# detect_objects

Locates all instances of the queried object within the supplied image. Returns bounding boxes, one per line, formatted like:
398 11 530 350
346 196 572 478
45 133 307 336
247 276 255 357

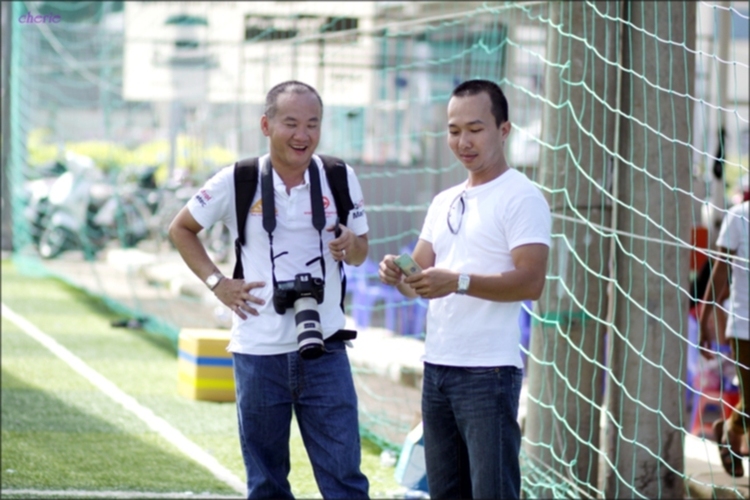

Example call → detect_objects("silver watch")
205 271 224 291
456 273 470 295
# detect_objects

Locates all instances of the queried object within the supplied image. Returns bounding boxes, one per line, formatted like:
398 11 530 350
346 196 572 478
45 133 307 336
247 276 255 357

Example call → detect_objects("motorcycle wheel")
113 200 149 249
205 222 231 263
31 199 51 245
38 226 72 259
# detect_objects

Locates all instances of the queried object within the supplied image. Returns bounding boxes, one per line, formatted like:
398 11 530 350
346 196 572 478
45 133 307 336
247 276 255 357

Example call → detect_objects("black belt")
327 329 357 342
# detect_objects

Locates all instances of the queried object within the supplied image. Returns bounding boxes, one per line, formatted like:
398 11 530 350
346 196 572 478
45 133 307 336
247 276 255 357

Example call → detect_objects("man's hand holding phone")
379 253 422 299
393 253 422 276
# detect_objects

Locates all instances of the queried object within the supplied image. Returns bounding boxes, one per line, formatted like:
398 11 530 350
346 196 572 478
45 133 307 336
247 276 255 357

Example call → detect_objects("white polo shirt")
419 168 551 368
716 200 749 340
187 154 369 355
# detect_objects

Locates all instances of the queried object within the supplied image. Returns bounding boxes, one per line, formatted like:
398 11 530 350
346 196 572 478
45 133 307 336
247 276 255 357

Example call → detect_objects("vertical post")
604 2 695 498
523 2 619 498
168 100 181 180
7 1 28 254
1 0 13 251
317 37 325 99
705 1 732 239
235 26 244 157
99 1 111 140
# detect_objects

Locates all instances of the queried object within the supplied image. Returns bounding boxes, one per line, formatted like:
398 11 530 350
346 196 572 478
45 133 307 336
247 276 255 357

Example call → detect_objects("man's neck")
270 158 309 194
467 162 509 188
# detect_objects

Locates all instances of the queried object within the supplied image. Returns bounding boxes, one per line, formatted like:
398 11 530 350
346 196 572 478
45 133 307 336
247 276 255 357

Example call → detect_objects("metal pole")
168 100 181 180
1 1 13 251
705 1 732 240
7 1 29 254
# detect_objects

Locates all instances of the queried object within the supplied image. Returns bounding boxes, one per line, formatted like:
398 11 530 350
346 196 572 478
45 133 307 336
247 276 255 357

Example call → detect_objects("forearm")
465 269 545 302
701 259 729 305
169 223 221 283
344 234 368 266
698 258 730 329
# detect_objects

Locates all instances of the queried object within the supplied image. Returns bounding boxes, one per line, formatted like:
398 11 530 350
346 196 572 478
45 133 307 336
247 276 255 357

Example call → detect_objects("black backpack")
231 155 354 312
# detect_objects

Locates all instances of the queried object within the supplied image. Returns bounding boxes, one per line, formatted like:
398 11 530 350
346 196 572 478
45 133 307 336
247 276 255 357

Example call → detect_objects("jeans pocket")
323 339 347 355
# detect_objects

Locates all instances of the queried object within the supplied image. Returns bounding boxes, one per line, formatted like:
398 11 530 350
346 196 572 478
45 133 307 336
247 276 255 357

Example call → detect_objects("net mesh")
4 1 749 497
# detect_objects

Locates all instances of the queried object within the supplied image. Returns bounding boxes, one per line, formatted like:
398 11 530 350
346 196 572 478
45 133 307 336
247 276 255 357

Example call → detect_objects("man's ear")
500 120 512 141
260 115 270 137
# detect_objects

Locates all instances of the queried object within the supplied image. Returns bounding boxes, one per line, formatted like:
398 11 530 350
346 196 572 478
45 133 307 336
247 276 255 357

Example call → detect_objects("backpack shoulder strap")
318 154 353 226
232 157 259 280
317 154 354 313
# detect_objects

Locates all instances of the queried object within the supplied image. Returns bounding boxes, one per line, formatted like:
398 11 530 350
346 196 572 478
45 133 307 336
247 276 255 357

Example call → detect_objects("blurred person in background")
169 81 370 499
699 177 749 478
378 79 551 499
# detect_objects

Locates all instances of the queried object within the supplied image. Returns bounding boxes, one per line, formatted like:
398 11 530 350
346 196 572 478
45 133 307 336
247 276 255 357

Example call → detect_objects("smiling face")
447 91 512 182
261 89 322 172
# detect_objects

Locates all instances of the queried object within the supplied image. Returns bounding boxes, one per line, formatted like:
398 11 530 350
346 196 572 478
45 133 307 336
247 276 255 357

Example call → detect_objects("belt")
327 329 357 342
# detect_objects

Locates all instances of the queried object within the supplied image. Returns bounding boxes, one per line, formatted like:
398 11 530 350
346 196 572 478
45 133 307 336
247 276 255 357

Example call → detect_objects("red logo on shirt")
323 196 330 209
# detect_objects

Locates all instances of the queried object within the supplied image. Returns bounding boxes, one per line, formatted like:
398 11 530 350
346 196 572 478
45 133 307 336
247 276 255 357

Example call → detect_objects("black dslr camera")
273 273 326 359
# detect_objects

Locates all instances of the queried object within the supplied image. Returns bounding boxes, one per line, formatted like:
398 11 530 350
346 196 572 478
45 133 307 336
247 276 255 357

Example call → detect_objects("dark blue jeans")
422 362 523 500
232 340 369 499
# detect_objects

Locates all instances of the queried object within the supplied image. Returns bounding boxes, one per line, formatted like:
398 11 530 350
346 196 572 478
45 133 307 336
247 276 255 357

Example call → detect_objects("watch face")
206 274 220 289
458 274 470 292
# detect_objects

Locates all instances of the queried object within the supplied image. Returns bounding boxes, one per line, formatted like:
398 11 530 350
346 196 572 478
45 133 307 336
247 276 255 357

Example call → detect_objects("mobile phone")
394 253 422 276
334 217 342 238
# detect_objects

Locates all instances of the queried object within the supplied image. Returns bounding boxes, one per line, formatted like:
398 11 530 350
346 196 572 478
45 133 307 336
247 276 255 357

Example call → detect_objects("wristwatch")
456 273 470 295
205 271 224 291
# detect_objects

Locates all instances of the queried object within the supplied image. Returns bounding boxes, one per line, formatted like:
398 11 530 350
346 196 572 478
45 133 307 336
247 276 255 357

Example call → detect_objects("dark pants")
422 362 523 500
233 340 369 499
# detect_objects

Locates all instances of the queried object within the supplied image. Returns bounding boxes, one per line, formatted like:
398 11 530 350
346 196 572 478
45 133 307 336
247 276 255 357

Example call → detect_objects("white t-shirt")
716 200 749 340
187 154 369 355
419 168 551 368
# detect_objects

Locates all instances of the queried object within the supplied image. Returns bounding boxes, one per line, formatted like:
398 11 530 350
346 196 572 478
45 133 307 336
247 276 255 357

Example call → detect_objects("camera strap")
260 159 327 290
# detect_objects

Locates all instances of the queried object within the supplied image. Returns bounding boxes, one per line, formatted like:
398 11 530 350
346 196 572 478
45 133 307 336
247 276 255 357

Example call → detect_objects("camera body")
273 273 326 359
273 273 325 314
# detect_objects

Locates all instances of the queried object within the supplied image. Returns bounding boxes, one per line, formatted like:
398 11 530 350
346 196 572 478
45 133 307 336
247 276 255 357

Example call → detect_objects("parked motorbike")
36 153 151 259
147 168 231 263
37 153 108 259
21 160 67 246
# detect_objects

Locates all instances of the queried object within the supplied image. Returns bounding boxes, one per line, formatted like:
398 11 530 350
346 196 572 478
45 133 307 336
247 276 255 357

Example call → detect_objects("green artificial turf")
1 259 403 498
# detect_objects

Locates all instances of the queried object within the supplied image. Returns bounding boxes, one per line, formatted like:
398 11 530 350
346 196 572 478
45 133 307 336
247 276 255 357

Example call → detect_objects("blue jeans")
422 362 523 500
232 340 369 499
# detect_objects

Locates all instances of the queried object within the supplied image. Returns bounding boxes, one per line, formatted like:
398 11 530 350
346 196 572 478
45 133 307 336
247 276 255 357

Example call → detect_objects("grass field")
1 259 403 498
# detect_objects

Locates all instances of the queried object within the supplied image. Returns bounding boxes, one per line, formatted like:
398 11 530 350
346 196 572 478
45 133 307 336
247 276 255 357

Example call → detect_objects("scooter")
22 160 67 246
37 152 111 259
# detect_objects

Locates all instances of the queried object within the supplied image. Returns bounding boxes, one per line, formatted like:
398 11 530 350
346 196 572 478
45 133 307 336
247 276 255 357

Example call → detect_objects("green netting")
4 1 749 498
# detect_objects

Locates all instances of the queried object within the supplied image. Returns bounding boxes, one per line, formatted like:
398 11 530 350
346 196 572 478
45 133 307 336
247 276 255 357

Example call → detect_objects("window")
245 15 298 41
175 40 200 50
321 17 358 33
165 14 208 26
321 17 359 43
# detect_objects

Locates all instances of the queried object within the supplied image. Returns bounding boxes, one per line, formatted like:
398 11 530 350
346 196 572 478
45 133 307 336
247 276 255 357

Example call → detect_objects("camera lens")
294 297 325 359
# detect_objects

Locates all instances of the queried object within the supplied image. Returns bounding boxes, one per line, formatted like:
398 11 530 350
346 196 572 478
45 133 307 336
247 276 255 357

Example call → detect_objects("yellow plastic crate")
177 328 235 402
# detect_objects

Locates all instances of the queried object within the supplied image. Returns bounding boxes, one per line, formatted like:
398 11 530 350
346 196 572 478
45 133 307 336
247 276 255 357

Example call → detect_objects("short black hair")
451 79 509 127
264 80 323 118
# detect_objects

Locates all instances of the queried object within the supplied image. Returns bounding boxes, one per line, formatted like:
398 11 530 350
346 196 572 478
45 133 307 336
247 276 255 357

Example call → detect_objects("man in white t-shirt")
169 81 370 499
379 79 551 499
699 196 749 478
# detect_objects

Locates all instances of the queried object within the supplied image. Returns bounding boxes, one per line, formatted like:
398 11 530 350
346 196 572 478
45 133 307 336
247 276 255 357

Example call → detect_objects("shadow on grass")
2 260 177 357
1 368 239 495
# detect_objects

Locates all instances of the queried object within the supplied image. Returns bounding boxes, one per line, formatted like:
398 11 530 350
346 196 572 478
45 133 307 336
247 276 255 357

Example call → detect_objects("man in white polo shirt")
379 79 551 499
699 185 749 478
169 81 370 499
